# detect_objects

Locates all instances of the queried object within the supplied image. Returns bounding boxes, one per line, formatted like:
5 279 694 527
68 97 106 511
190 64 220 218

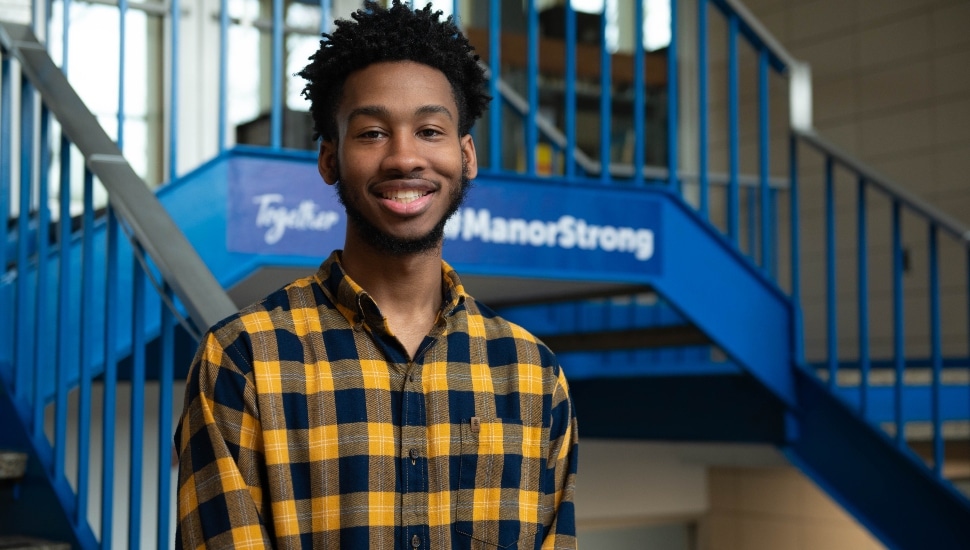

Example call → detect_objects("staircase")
2 0 970 548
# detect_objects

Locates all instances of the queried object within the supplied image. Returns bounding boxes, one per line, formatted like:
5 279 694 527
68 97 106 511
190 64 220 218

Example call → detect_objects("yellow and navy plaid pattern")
176 251 579 549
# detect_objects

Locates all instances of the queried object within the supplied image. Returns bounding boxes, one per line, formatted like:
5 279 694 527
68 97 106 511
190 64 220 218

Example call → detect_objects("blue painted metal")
157 284 175 550
118 0 127 147
633 0 645 185
789 135 804 365
564 1 576 180
697 0 708 217
77 168 95 526
598 4 611 183
271 0 284 150
928 224 943 478
891 201 905 447
758 49 770 271
833 384 969 424
0 56 9 369
129 246 146 548
526 0 537 175
218 0 228 152
488 0 500 171
726 14 739 241
667 0 678 192
856 178 870 418
61 0 70 71
34 108 51 443
55 128 72 486
825 157 836 390
786 368 970 550
101 209 119 550
169 0 180 179
15 78 34 406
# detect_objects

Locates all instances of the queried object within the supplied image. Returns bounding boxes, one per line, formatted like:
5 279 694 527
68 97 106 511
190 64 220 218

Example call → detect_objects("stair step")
0 452 27 480
0 538 69 550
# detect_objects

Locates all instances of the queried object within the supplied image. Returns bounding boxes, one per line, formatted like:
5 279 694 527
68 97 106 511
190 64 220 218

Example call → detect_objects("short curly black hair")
299 1 490 142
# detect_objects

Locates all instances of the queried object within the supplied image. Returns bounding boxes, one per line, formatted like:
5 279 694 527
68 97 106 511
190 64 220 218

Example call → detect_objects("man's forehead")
337 61 460 117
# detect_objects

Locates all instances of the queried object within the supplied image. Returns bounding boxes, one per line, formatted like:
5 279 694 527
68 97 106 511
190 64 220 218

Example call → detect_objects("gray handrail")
794 127 970 245
0 21 237 332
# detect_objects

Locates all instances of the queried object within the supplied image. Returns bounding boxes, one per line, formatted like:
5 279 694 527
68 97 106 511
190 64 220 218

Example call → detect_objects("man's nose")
381 133 425 174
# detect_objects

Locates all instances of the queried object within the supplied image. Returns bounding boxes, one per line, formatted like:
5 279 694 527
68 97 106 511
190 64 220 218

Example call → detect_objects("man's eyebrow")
346 104 455 123
415 104 454 120
347 105 391 122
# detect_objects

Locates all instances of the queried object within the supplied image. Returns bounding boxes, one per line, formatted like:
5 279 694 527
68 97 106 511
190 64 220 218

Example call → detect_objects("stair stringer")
0 371 98 547
784 368 970 549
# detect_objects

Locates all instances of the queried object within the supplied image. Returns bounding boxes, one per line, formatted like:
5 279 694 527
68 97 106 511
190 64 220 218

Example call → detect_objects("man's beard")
335 163 471 256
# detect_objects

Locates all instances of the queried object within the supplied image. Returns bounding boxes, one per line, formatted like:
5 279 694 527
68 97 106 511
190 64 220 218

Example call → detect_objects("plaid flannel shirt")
176 251 579 549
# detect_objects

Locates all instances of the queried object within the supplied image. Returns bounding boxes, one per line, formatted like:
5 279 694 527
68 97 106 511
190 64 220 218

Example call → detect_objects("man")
176 2 578 548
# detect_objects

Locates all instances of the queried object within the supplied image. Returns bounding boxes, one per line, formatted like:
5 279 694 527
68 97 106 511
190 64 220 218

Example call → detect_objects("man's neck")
340 238 444 358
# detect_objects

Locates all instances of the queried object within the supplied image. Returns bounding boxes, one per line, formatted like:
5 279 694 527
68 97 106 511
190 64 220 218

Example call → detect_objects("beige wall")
700 466 885 550
726 0 970 362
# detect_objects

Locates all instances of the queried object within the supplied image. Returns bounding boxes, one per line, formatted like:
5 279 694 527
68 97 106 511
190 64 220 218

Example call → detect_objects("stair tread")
0 538 70 550
0 452 28 480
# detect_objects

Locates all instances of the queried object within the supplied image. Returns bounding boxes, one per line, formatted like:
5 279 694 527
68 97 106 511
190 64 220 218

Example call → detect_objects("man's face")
318 61 478 256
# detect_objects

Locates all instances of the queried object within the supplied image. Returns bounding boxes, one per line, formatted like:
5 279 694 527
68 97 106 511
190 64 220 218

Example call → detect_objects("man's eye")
359 130 384 139
419 129 443 138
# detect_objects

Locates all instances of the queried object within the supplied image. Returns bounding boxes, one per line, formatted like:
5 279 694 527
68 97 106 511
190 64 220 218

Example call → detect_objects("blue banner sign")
227 157 662 278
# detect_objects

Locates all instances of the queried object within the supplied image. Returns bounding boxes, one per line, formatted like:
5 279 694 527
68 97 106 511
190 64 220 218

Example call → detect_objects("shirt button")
409 448 418 460
411 534 421 548
409 373 416 382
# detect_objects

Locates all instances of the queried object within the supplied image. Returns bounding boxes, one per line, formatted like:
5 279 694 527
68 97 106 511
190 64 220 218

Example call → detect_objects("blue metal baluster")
891 200 905 447
564 1 576 180
824 156 837 390
129 244 146 548
696 0 708 216
726 14 739 243
856 177 870 418
789 135 803 365
667 0 678 192
271 0 283 150
0 57 11 370
632 0 645 185
599 3 611 183
15 78 34 406
101 208 120 550
218 0 229 153
488 0 501 171
320 0 331 34
768 187 778 280
928 223 943 478
169 0 180 179
758 49 770 271
34 107 51 444
157 283 175 550
59 0 76 498
77 168 95 526
452 0 460 26
526 0 538 175
118 0 127 147
747 184 756 258
55 104 73 484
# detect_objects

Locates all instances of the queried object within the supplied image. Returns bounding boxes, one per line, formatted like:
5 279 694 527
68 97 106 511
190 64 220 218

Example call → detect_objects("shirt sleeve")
175 330 273 549
541 367 579 550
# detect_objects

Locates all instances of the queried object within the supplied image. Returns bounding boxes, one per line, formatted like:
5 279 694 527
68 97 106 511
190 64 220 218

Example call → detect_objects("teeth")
383 190 424 204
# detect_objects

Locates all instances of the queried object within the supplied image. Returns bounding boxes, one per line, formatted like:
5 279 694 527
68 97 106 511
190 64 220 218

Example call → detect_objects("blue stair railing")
2 0 970 548
0 21 236 549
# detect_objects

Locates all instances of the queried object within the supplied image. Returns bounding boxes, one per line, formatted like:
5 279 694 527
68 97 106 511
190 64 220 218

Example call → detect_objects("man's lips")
372 180 437 214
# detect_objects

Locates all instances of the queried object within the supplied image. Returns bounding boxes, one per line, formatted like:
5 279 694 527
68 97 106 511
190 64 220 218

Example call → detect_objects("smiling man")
175 2 578 548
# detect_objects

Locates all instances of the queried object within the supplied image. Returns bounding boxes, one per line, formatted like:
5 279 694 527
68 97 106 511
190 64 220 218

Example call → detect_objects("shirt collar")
315 250 468 331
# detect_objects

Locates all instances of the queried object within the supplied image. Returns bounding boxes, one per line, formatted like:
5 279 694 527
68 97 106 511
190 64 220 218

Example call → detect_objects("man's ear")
318 140 339 185
460 134 478 180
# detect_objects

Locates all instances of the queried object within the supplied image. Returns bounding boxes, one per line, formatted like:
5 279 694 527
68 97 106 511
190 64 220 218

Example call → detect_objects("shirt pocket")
455 418 541 548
